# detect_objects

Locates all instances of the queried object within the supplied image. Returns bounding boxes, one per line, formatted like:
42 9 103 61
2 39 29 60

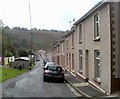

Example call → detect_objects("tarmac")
64 69 120 99
1 64 120 98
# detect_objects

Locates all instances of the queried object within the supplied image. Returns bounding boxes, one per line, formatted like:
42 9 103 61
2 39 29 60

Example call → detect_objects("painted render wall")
59 41 65 68
68 34 72 71
51 1 120 95
68 33 75 72
74 4 111 94
65 38 69 69
51 47 57 65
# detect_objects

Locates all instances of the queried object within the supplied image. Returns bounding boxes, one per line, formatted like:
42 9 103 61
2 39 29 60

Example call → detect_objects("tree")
0 19 3 56
0 19 4 29
13 27 20 30
18 49 28 57
4 26 10 29
2 27 16 57
6 51 13 57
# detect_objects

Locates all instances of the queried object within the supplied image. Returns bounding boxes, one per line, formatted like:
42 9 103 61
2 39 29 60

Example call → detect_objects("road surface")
2 60 82 98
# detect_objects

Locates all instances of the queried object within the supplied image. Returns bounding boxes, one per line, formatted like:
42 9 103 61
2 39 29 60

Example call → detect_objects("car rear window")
47 66 62 71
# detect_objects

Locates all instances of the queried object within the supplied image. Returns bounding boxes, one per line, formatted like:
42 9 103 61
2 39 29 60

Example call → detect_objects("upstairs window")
79 24 82 42
66 39 68 50
72 33 74 48
94 13 100 39
57 45 60 53
62 42 64 53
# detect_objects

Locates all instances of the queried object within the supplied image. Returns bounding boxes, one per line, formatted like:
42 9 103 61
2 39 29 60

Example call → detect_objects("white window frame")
79 50 83 71
94 50 101 81
61 42 63 53
72 33 74 48
79 24 82 42
94 13 100 39
66 39 68 50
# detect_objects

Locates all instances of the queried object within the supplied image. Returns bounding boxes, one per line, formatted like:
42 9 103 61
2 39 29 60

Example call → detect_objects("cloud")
0 0 101 30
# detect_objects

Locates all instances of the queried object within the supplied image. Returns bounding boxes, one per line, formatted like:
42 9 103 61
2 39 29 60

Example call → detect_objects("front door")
85 50 89 80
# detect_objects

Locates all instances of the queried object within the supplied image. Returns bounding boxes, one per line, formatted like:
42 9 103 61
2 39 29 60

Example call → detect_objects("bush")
18 49 28 57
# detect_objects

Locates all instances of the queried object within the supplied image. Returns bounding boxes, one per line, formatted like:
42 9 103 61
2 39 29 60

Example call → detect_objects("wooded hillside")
2 27 64 56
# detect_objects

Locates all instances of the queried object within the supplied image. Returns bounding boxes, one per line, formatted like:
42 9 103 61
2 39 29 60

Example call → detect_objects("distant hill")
3 27 65 54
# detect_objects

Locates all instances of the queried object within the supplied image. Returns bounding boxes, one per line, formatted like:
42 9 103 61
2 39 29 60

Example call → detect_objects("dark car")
43 65 64 83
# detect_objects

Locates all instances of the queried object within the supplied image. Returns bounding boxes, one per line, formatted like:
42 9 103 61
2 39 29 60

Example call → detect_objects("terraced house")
51 0 120 95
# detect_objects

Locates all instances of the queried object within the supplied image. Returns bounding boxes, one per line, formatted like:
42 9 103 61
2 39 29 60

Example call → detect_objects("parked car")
37 58 40 61
43 59 50 66
43 65 64 83
44 62 55 68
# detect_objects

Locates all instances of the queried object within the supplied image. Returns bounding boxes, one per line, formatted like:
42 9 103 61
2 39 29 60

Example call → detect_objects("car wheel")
60 78 64 83
43 76 47 82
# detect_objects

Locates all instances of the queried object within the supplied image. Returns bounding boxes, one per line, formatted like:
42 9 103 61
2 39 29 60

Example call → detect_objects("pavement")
64 69 120 99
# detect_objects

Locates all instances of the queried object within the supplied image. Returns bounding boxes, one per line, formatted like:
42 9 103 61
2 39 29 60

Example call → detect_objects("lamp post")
29 1 32 53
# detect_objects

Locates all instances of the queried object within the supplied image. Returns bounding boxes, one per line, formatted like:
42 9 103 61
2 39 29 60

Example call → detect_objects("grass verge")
0 66 28 83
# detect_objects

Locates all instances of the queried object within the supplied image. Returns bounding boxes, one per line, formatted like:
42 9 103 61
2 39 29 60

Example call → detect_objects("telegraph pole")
29 0 33 53
29 0 33 66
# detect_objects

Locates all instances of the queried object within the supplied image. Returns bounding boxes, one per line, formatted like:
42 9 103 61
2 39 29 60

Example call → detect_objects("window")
57 45 59 53
79 24 82 42
61 43 64 53
94 13 100 39
66 53 68 66
94 50 100 80
63 41 65 52
69 53 71 67
48 66 62 72
72 33 74 48
52 57 54 62
72 54 74 71
79 50 82 71
66 39 68 50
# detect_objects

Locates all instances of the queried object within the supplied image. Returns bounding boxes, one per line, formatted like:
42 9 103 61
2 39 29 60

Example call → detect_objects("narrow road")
2 60 82 98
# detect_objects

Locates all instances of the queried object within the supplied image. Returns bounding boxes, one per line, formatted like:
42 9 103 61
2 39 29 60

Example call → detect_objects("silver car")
44 62 55 68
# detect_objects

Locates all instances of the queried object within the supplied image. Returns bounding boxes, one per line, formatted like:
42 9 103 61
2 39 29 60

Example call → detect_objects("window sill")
93 78 101 85
79 70 83 74
79 41 82 44
71 70 74 73
93 37 100 41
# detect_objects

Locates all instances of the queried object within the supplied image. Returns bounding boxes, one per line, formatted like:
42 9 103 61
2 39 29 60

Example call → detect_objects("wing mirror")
43 67 47 70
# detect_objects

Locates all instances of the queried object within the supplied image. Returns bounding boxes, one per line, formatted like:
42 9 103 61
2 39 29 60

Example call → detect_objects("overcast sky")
0 0 101 31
